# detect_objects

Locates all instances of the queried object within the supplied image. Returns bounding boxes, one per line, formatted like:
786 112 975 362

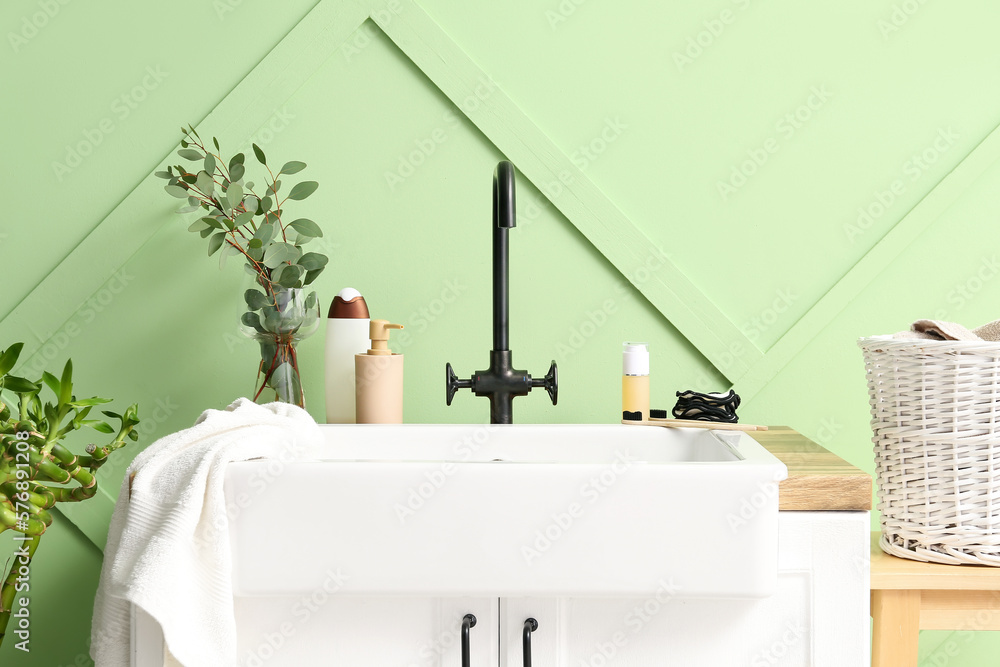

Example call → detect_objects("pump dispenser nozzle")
366 320 404 355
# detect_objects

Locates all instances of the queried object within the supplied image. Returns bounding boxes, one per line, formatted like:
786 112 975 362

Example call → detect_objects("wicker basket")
860 335 1000 566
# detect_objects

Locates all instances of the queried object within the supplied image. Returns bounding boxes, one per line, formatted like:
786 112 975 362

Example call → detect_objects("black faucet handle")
532 360 558 405
446 362 473 406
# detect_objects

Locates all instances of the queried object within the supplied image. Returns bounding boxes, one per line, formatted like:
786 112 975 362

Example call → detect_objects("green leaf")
0 343 24 376
86 421 116 434
68 397 113 407
208 232 227 256
164 184 188 198
241 311 265 333
204 154 216 176
274 263 304 288
187 219 210 233
297 252 328 271
262 242 301 268
178 148 203 161
101 410 121 420
59 358 72 405
280 161 306 175
248 238 262 249
287 181 319 200
244 195 259 213
253 221 276 246
305 291 318 310
244 289 272 311
229 162 245 182
259 196 272 213
288 218 323 238
252 143 267 165
41 371 60 396
199 226 215 239
213 136 220 151
235 210 255 228
267 180 281 196
227 182 244 209
180 138 188 148
196 171 214 195
3 376 39 394
304 267 325 285
154 170 172 179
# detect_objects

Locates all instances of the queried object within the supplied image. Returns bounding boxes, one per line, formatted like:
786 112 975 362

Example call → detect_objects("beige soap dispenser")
355 319 404 423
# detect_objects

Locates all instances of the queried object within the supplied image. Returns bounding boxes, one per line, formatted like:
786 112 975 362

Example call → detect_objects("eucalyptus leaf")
208 232 227 256
196 171 214 194
305 292 317 310
253 221 276 246
175 204 199 214
287 181 319 200
288 218 323 238
280 161 306 175
199 226 215 239
213 137 220 151
262 242 301 269
297 252 328 271
235 210 255 228
275 263 304 289
241 311 265 333
244 289 272 311
304 267 325 285
154 170 172 179
230 162 246 182
187 219 210 233
164 184 188 198
249 238 262 249
253 143 267 165
268 180 281 196
227 182 244 210
178 148 203 161
204 154 216 175
259 196 272 213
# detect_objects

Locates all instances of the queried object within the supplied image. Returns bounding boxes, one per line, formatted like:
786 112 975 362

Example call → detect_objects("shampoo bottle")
355 319 405 424
622 342 650 420
325 288 370 423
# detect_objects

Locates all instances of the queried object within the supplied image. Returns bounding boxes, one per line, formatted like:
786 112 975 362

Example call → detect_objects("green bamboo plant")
0 343 139 649
156 126 329 407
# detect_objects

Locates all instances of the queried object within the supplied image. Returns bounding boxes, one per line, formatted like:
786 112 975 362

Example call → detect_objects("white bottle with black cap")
325 288 370 423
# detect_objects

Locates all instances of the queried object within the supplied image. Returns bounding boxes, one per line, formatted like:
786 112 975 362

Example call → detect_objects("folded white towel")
91 398 323 667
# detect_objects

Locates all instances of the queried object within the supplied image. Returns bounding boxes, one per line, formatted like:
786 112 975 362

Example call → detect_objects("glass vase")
239 280 320 408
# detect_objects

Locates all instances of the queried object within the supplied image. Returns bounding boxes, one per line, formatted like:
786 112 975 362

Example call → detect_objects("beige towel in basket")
892 318 1000 341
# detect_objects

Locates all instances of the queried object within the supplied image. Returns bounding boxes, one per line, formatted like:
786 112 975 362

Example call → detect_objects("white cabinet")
133 510 868 666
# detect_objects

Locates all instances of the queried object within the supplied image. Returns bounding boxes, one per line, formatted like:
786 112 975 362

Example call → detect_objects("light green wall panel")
3 1 1000 665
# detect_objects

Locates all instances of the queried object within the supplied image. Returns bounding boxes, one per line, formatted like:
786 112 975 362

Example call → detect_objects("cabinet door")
231 596 498 667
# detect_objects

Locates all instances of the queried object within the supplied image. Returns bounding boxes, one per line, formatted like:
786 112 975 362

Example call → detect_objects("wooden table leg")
872 589 921 667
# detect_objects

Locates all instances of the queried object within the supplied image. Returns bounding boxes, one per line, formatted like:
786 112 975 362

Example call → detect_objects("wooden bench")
870 532 1000 666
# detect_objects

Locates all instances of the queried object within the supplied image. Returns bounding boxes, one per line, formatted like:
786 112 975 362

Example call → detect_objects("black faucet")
445 161 558 424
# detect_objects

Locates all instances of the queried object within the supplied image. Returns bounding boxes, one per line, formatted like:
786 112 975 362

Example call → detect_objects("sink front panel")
226 424 787 598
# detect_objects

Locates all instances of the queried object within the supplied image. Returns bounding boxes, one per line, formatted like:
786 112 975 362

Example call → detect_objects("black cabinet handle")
462 614 477 667
522 618 538 667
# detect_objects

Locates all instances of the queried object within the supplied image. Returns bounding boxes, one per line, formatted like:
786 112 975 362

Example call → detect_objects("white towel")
91 398 323 666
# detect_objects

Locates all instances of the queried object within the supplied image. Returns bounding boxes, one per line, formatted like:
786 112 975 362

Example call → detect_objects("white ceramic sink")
225 424 787 598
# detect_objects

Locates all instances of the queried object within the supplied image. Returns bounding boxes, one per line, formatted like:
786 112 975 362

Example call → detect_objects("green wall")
2 0 999 664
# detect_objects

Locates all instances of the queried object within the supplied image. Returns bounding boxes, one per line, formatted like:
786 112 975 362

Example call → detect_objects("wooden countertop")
870 532 1000 590
754 426 872 511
